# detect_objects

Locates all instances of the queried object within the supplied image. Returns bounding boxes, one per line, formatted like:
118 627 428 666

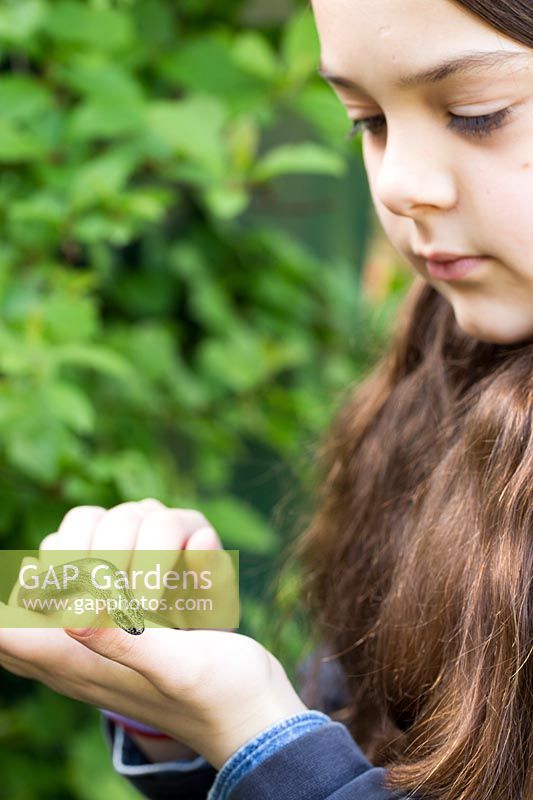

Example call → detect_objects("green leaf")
186 278 236 334
10 193 66 227
0 331 36 377
0 120 46 162
0 0 45 44
146 96 228 174
63 62 145 142
226 116 260 172
169 241 208 282
72 214 137 246
69 99 145 141
69 148 140 209
193 449 231 490
203 183 249 219
109 450 168 500
294 84 352 142
52 343 135 381
67 720 141 800
118 189 171 223
45 2 134 51
119 324 210 410
200 496 279 554
42 382 95 434
6 421 64 483
131 0 176 50
232 32 280 81
0 76 53 123
252 142 346 182
281 8 319 83
60 59 144 105
160 33 259 96
41 295 100 343
196 327 267 392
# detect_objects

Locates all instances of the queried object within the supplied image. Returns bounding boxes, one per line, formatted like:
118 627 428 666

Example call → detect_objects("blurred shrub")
0 1 410 796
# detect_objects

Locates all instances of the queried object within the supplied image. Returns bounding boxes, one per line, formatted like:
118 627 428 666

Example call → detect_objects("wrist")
129 732 201 763
207 692 309 771
100 708 174 740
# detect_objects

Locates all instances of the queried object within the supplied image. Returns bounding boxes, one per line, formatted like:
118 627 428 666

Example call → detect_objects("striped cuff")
206 711 331 800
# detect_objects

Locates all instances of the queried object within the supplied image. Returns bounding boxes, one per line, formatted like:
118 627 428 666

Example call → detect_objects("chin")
453 308 533 345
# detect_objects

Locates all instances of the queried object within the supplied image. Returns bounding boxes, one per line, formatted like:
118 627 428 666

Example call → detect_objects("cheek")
482 167 533 272
458 126 533 271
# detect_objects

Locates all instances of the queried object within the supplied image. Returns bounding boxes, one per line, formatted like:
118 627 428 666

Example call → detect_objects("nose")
373 127 457 217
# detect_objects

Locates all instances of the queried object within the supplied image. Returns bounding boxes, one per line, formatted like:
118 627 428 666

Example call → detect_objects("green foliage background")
0 0 411 796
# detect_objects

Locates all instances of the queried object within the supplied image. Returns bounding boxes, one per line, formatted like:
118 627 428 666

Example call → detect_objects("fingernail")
65 627 97 637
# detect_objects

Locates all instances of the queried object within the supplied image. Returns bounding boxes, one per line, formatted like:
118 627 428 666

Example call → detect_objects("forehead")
312 0 525 91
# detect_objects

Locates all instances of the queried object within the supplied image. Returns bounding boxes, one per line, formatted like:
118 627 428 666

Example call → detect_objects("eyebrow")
318 50 531 93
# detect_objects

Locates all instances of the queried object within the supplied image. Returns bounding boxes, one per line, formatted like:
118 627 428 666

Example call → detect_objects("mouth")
415 251 488 282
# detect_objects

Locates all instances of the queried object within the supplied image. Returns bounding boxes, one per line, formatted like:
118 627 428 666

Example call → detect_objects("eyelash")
346 107 512 141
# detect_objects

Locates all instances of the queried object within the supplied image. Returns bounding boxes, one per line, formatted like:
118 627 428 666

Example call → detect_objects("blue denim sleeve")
206 712 418 800
206 711 331 800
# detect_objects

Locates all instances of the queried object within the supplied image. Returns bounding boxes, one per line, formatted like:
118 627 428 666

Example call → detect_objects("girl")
0 1 532 799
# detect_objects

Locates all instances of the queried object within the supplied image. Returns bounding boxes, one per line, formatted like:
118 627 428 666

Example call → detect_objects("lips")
425 256 487 281
417 250 473 262
413 248 488 281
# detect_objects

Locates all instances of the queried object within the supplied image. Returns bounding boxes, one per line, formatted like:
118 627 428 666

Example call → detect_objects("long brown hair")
279 5 533 799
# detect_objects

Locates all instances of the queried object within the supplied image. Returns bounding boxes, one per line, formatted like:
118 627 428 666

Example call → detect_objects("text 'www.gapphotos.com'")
19 596 214 615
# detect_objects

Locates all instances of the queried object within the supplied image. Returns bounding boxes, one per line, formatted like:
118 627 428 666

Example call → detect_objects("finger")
133 511 219 625
185 526 221 550
39 534 75 575
110 499 167 516
0 615 162 707
56 506 106 555
183 546 238 631
180 527 229 628
63 626 203 694
39 532 64 551
55 501 165 556
171 509 215 544
133 509 217 553
0 652 38 679
89 508 143 572
89 500 167 570
135 509 190 552
132 510 190 608
0 609 94 666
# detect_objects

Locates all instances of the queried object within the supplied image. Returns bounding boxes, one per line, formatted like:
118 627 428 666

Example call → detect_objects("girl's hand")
0 500 308 769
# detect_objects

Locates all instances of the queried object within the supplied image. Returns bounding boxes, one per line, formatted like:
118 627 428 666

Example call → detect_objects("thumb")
64 625 171 678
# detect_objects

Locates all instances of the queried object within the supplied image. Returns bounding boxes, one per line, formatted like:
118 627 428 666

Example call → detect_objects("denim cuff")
206 710 331 800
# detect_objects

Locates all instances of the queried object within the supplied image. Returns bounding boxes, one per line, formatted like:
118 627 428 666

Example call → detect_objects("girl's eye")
346 107 512 141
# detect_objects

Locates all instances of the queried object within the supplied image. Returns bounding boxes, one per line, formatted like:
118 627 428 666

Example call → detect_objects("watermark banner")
0 550 240 632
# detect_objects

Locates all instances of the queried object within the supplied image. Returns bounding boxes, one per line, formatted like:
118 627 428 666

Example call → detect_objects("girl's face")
312 0 533 344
